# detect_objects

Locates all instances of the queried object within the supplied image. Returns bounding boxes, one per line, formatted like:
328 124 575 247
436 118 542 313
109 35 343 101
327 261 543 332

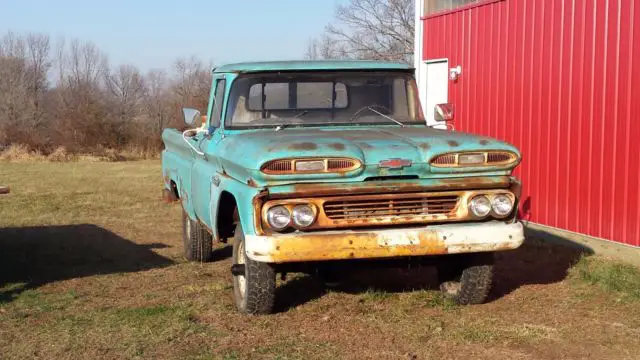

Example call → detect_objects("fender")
162 147 197 220
210 172 264 241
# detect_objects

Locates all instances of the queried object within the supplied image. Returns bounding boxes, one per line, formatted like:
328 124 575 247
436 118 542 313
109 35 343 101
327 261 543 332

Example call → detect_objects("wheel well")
217 191 238 241
170 180 179 199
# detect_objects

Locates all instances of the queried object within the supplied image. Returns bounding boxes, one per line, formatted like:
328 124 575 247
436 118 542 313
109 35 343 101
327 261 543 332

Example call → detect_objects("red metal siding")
423 0 640 247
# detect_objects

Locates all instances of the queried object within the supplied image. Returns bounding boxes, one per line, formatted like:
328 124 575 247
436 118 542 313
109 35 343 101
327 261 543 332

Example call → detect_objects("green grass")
569 256 640 301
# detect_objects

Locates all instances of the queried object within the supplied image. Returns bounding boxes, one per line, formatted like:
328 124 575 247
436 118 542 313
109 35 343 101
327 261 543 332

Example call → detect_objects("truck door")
190 75 227 232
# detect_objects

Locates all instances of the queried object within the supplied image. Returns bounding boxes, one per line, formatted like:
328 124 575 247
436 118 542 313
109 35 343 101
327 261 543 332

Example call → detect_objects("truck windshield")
224 72 425 129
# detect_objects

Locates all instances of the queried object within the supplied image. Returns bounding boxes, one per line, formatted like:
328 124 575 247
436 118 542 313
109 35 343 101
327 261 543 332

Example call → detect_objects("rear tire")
182 210 212 262
232 224 276 314
437 253 494 305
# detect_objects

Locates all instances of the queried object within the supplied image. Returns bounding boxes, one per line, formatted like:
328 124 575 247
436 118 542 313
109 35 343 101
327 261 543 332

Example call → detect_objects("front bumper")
245 221 524 263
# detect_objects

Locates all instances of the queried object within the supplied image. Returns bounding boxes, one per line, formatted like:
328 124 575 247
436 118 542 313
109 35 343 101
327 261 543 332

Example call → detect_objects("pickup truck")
162 60 524 314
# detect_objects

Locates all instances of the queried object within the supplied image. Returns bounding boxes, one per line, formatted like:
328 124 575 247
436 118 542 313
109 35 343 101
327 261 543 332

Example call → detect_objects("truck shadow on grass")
0 224 174 304
274 238 588 311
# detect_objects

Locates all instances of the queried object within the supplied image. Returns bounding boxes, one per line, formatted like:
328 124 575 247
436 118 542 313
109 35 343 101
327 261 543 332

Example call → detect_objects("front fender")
210 173 263 241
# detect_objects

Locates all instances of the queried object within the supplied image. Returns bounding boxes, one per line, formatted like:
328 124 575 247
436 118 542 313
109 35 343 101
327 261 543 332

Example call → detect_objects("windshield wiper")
366 106 405 127
274 111 308 131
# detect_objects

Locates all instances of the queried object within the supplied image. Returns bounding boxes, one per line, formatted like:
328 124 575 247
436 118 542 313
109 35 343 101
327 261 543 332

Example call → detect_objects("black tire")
182 210 212 262
437 253 494 305
232 224 276 314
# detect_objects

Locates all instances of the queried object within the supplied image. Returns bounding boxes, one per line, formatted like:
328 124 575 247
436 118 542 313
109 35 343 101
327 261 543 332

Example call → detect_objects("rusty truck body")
162 60 524 314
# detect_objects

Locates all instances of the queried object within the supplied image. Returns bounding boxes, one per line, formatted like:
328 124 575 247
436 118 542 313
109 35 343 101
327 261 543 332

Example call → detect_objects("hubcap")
235 240 247 299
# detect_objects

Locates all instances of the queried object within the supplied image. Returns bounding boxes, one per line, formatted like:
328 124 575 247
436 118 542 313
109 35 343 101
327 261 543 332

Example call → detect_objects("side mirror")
182 108 201 127
434 103 454 122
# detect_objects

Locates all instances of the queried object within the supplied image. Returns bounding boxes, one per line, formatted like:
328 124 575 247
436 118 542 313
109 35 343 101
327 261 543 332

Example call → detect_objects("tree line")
0 31 211 155
0 1 414 156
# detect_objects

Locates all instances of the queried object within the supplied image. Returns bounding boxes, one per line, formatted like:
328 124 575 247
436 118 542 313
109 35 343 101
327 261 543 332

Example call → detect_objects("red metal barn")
414 0 640 248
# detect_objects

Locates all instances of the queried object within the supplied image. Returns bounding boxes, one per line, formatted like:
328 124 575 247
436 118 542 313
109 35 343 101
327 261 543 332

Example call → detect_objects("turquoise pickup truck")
162 60 524 314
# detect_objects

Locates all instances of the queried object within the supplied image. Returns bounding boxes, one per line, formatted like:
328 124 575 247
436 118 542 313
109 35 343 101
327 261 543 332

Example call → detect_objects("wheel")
437 253 494 305
182 210 212 262
232 224 276 314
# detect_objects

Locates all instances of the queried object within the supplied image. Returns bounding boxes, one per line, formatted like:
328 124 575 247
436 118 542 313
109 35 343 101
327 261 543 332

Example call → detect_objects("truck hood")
218 126 520 184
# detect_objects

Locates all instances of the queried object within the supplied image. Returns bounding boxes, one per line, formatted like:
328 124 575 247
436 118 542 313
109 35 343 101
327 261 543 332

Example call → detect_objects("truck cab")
162 60 523 314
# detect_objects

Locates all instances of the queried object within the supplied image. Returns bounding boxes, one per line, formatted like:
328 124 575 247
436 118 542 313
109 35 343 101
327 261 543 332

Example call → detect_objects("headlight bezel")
468 192 516 218
263 203 318 231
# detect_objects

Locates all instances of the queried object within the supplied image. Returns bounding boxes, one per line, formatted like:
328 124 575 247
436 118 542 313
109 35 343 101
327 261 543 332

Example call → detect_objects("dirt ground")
1 161 638 360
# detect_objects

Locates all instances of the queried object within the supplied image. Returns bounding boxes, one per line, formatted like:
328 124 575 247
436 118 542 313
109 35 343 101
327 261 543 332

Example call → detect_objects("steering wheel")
349 104 391 122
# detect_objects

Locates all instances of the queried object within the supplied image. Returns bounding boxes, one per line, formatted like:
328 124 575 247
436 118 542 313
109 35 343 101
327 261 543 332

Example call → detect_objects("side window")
211 79 226 127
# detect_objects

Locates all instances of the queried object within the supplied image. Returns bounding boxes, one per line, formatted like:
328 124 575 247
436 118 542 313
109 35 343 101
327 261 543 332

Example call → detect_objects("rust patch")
479 139 490 145
328 143 346 150
247 178 257 187
359 143 374 149
162 188 179 203
447 140 460 147
419 143 431 150
289 142 318 150
252 190 269 235
281 176 512 199
262 188 513 231
263 231 448 263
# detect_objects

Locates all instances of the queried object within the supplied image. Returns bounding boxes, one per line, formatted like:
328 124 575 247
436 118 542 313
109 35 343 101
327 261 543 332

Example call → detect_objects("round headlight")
492 194 514 216
292 204 316 228
470 196 491 217
266 205 291 230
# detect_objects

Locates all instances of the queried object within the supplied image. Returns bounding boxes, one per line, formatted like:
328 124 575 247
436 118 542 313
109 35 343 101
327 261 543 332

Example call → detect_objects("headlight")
292 204 316 227
491 194 514 216
266 205 291 230
470 196 491 217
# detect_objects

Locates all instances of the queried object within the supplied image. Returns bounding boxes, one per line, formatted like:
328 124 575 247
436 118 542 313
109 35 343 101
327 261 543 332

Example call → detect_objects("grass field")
1 161 639 360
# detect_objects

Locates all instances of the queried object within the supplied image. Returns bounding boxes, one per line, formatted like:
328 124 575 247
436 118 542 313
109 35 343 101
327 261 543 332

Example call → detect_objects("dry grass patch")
1 161 639 360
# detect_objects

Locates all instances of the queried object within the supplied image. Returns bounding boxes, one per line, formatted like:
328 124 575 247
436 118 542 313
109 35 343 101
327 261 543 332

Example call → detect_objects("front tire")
437 253 494 305
182 210 212 262
232 224 276 314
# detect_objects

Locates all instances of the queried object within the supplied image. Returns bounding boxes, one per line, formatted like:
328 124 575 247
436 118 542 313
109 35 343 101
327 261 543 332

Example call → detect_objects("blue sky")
0 0 345 71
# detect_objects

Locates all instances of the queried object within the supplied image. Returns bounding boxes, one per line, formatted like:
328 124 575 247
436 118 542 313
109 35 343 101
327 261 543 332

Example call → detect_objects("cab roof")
212 60 412 73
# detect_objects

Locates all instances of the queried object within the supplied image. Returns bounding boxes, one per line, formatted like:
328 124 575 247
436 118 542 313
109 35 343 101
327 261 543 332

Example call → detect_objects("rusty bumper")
245 221 524 263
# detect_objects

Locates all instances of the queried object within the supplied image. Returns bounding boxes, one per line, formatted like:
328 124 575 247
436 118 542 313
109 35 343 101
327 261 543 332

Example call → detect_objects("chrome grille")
323 195 459 220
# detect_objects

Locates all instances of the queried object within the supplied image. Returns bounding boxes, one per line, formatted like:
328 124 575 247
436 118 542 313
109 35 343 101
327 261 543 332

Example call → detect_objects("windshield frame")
223 70 425 130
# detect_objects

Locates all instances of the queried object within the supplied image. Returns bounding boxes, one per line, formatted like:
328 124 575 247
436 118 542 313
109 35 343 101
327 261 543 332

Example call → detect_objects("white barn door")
421 59 449 128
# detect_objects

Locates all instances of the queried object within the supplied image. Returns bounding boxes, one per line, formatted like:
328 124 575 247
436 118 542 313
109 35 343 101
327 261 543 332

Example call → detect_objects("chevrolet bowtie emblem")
378 158 412 169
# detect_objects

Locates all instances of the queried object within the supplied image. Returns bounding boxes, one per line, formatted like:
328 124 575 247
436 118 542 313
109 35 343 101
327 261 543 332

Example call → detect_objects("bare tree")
307 0 414 64
172 56 211 112
25 33 51 123
53 38 111 149
143 69 171 136
0 30 215 155
0 32 51 148
105 64 145 120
